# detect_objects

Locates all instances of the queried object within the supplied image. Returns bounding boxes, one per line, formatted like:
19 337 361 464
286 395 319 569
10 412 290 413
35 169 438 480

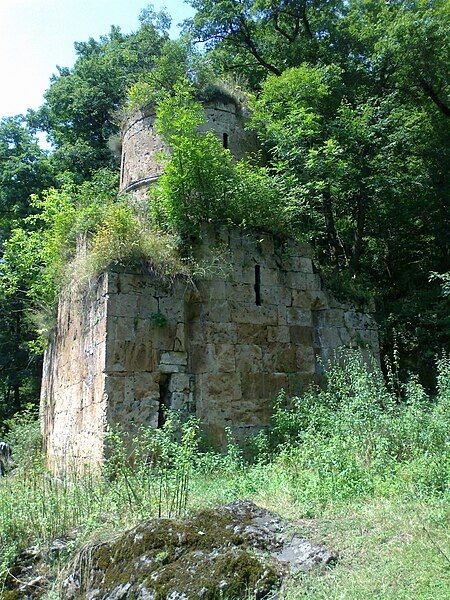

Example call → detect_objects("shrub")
251 351 450 504
150 80 288 240
1 404 41 471
83 204 187 282
0 169 187 335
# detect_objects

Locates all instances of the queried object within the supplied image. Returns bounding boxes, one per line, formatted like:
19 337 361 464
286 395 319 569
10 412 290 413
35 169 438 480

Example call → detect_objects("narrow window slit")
223 132 229 149
254 265 262 306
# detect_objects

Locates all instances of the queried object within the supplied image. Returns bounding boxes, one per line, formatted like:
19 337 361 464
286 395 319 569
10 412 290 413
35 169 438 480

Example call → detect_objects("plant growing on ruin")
0 169 187 337
150 311 168 328
150 80 288 241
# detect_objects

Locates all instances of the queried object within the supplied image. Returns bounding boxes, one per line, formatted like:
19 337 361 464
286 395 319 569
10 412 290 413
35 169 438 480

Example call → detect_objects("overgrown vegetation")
150 80 287 240
0 3 447 597
0 77 291 369
0 169 188 342
0 1 449 416
0 352 448 597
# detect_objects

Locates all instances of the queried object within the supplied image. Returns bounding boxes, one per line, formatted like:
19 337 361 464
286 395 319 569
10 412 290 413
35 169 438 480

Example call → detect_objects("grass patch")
0 352 448 598
282 498 450 599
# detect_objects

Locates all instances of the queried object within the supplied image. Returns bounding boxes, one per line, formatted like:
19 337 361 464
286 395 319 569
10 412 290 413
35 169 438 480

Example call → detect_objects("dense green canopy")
0 1 448 419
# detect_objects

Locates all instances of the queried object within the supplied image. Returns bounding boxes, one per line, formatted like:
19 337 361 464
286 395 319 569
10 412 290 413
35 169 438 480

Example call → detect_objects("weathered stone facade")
120 96 254 198
41 97 379 471
41 276 109 470
41 228 379 471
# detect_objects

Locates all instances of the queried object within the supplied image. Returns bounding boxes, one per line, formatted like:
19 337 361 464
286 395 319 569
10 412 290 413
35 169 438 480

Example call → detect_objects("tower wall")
40 275 109 472
41 229 379 470
41 96 380 472
120 100 253 194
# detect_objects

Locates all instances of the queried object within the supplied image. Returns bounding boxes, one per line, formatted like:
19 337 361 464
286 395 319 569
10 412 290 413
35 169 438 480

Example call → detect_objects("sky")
0 0 194 119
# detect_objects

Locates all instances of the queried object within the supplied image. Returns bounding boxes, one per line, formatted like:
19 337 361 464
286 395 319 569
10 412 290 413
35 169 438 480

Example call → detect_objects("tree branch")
238 17 281 75
302 13 313 39
418 77 450 117
322 190 340 267
272 11 300 43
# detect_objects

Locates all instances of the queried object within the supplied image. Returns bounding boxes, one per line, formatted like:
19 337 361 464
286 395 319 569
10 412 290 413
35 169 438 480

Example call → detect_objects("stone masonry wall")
41 229 379 470
40 275 109 472
103 273 192 434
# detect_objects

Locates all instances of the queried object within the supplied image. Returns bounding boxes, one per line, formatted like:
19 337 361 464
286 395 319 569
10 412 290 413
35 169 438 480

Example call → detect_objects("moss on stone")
63 501 289 599
143 547 280 599
2 590 23 600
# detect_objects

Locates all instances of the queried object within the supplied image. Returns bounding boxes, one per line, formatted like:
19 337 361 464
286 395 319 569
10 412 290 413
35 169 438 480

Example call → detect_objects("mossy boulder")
62 500 336 599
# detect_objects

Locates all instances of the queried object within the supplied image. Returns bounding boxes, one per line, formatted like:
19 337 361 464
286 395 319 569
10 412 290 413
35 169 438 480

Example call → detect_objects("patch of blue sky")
0 1 194 118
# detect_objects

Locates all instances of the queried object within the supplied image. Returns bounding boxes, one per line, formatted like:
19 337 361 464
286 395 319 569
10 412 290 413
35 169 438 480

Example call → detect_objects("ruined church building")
41 94 380 470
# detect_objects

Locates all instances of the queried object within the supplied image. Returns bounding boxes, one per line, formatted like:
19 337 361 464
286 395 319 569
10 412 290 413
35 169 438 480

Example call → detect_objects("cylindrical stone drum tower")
120 94 254 197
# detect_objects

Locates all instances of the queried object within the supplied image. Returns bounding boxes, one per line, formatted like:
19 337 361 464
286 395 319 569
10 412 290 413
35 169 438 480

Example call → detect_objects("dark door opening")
223 132 229 149
158 374 171 428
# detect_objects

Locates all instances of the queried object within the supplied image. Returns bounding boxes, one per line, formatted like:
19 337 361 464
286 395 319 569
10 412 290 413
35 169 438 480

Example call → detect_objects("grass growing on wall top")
0 169 190 339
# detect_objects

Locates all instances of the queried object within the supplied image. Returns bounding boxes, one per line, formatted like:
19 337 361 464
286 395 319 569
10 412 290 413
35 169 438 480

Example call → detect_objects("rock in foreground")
62 500 336 599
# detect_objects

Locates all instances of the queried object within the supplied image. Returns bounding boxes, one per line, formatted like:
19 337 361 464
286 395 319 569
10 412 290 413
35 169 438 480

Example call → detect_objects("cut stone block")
41 228 379 472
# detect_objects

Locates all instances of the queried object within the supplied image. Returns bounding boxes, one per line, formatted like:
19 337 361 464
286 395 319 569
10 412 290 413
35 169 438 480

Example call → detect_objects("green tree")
0 117 54 419
349 0 450 117
29 10 171 179
185 0 449 114
0 170 120 316
126 39 194 111
0 117 53 243
251 62 449 379
184 0 345 84
151 81 285 240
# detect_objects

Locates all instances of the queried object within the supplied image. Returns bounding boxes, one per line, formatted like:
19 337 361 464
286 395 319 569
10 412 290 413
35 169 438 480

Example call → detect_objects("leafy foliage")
1 170 117 311
250 63 448 278
28 12 171 179
0 169 186 342
0 350 448 596
150 81 287 240
250 351 450 501
0 117 54 241
125 40 194 112
184 0 344 84
0 117 55 419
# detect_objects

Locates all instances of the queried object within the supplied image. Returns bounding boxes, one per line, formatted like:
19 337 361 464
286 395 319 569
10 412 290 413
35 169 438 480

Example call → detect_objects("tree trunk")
13 383 20 411
418 78 450 117
351 193 366 274
322 191 340 266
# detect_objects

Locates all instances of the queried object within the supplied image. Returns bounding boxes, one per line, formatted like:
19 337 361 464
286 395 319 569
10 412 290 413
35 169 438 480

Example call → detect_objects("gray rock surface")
62 500 336 599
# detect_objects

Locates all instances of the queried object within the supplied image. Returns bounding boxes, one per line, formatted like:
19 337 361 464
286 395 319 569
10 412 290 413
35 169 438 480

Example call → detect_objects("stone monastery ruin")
41 95 380 471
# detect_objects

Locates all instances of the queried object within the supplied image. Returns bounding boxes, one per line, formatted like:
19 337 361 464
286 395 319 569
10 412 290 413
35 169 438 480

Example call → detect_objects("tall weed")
0 351 448 587
251 351 449 505
0 413 200 582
